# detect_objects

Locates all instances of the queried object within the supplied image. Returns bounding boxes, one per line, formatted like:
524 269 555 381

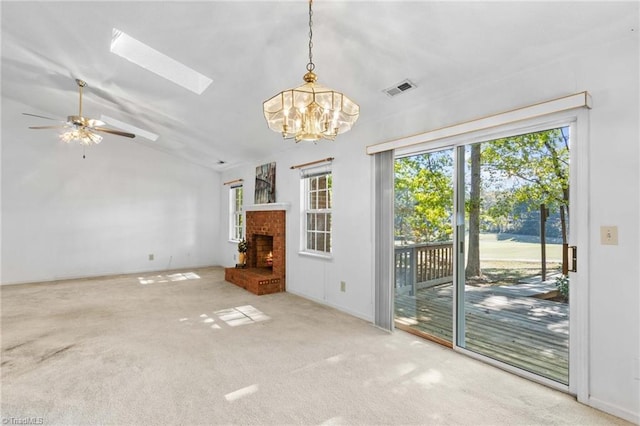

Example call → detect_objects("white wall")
1 99 220 284
219 139 373 321
217 12 639 423
584 35 639 422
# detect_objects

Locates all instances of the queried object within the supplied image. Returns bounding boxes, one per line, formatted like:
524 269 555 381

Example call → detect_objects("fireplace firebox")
252 234 273 269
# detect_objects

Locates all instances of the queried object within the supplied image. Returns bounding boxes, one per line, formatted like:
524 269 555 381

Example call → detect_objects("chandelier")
263 0 359 142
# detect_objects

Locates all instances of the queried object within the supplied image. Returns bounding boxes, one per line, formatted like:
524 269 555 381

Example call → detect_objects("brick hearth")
225 209 285 295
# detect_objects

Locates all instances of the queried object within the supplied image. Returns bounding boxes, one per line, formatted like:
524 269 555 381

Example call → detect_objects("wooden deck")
395 283 569 384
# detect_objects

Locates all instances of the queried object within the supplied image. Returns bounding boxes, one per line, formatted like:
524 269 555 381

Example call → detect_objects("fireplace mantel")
245 203 290 211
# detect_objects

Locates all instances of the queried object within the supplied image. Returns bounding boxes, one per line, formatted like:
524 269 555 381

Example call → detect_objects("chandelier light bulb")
59 127 103 145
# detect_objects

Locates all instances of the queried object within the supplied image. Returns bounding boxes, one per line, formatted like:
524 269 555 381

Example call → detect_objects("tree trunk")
561 186 569 245
560 204 567 245
466 144 482 278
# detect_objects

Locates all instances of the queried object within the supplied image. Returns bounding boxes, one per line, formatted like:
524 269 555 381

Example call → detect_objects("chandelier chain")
306 0 315 72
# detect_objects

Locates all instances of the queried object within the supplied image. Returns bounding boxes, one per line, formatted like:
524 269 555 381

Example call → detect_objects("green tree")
463 127 569 279
482 127 570 244
395 152 453 244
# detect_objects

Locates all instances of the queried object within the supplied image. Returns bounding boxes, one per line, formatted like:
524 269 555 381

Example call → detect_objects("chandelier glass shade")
263 0 359 142
263 72 359 142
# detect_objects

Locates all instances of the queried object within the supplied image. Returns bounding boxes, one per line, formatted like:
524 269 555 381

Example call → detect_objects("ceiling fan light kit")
60 127 103 145
263 0 359 143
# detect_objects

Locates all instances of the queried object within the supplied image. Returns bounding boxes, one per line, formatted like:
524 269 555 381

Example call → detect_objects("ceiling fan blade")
92 127 136 138
86 118 106 128
23 112 65 122
28 125 68 130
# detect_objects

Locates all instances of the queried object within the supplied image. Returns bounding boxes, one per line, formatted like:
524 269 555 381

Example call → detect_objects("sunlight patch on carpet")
225 384 259 402
215 305 270 327
396 362 418 376
138 272 200 285
405 368 443 389
320 417 346 425
326 354 345 364
177 305 269 331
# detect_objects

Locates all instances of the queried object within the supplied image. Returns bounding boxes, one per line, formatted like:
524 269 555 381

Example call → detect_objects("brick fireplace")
225 207 286 295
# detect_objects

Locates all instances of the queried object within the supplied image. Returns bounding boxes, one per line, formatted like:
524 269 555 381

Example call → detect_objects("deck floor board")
395 283 569 384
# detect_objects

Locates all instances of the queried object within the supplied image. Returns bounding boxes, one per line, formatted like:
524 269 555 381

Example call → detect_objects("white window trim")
298 250 333 260
299 165 333 258
367 91 591 155
228 185 244 242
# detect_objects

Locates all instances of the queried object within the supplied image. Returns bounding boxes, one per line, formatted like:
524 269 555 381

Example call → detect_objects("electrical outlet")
600 226 618 245
148 254 154 261
233 253 237 261
340 281 346 292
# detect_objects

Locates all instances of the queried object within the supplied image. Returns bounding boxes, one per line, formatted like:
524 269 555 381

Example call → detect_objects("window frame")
229 185 244 242
300 168 333 257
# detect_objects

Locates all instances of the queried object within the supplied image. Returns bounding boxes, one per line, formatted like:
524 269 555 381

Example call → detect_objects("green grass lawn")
466 233 563 284
476 232 562 262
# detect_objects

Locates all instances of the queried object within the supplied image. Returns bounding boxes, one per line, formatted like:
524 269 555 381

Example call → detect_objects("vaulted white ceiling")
1 1 634 170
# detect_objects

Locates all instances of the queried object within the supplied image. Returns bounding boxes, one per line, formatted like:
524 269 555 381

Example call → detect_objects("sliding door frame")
391 106 590 398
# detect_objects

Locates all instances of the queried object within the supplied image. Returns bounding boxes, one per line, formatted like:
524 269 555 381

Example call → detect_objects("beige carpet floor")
0 266 630 425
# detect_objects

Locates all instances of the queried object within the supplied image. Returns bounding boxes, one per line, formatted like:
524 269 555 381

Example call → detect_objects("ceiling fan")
23 78 136 145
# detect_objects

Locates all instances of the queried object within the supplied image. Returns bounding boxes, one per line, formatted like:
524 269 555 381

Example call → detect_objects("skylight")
110 28 212 95
101 115 159 141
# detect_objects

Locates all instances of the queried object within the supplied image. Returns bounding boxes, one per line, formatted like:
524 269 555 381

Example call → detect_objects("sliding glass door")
394 148 455 345
456 128 570 384
395 126 571 385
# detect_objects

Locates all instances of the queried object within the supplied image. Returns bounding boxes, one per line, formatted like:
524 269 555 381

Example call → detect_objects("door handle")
563 244 577 274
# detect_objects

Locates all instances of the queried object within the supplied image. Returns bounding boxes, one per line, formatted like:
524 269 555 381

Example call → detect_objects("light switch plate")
600 226 618 245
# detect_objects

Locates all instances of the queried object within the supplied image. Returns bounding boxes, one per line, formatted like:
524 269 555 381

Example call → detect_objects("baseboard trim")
0 264 220 286
587 396 639 424
285 288 373 323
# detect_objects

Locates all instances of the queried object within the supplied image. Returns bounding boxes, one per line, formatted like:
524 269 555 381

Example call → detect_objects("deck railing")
395 242 454 296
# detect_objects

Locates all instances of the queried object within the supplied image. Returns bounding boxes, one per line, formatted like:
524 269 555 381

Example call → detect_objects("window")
229 185 243 241
302 168 332 254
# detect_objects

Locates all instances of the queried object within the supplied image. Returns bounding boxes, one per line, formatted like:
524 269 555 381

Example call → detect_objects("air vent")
384 79 417 97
